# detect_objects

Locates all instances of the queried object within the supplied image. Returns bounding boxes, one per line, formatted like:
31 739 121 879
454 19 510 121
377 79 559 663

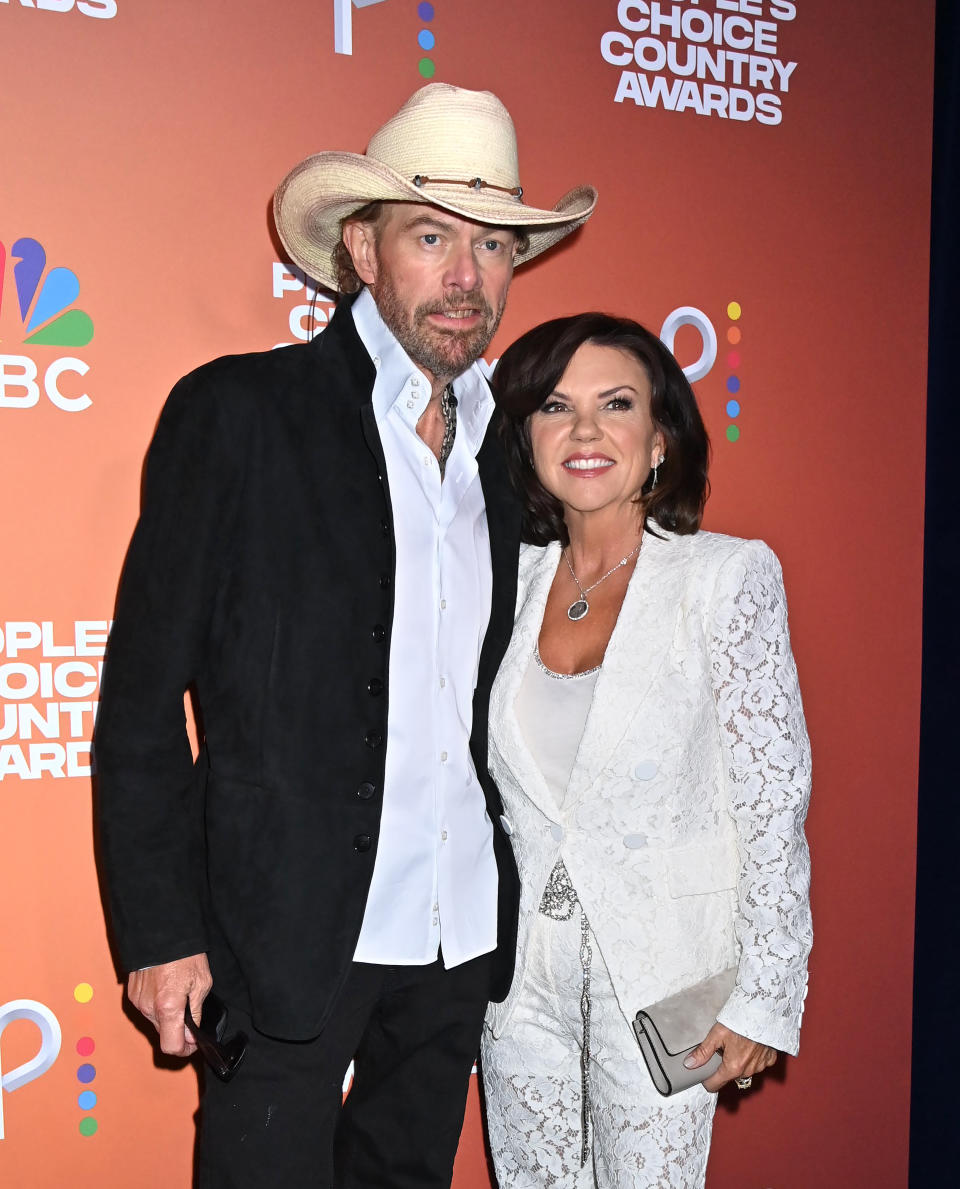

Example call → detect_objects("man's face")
344 202 517 385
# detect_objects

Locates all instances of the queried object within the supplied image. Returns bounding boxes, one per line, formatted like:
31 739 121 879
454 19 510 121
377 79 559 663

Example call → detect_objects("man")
95 83 596 1187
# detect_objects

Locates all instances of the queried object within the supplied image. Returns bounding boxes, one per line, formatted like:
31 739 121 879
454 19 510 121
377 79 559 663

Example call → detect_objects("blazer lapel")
489 542 565 821
476 427 521 698
565 529 685 806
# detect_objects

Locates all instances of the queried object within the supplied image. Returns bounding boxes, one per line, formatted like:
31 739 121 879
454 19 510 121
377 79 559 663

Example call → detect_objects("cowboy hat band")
274 83 598 292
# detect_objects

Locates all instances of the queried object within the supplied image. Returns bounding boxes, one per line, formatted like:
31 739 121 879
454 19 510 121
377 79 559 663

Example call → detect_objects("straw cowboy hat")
274 83 598 292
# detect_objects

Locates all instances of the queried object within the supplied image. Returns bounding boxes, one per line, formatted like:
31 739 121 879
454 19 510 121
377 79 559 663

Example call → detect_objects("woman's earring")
651 454 665 490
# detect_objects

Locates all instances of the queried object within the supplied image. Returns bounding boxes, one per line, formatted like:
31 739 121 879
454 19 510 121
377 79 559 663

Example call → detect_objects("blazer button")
380 518 390 537
357 782 376 800
379 574 392 589
364 729 383 749
372 624 386 642
353 834 372 852
367 677 384 696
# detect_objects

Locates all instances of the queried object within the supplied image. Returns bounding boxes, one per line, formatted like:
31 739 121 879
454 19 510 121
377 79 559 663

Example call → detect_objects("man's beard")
373 276 506 382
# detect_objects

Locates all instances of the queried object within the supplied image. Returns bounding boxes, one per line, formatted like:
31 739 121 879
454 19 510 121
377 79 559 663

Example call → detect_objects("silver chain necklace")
563 538 642 621
438 383 457 479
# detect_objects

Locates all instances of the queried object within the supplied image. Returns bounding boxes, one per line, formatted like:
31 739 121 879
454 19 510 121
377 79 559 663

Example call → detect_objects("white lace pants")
481 910 716 1188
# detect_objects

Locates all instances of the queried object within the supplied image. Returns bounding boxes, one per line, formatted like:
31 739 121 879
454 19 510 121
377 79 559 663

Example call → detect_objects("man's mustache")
417 293 493 319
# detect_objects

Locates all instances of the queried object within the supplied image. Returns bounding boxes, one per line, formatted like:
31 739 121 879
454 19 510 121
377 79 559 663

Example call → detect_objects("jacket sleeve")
709 540 813 1055
94 368 250 973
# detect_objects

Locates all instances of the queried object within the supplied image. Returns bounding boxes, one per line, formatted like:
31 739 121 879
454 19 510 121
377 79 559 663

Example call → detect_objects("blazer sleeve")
709 539 813 1055
94 368 251 973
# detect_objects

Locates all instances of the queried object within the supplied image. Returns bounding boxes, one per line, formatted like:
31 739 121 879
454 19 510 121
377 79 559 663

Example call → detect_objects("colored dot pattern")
725 302 742 442
75 985 98 1137
418 2 436 78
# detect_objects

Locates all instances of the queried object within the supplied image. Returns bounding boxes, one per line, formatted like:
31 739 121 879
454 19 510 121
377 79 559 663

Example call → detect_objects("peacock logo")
0 238 93 347
0 237 95 412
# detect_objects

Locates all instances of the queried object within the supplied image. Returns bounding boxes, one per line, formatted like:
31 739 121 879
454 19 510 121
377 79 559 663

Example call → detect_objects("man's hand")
682 1021 778 1092
127 953 213 1057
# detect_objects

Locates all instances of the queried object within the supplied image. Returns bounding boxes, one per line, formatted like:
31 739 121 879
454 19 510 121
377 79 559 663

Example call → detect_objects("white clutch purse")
632 967 737 1096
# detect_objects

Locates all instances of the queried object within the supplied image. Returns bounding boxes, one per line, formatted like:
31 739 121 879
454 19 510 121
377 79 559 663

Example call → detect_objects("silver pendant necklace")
563 538 642 621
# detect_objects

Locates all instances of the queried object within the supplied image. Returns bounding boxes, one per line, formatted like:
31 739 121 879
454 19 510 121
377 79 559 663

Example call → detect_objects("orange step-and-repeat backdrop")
1 2 932 1186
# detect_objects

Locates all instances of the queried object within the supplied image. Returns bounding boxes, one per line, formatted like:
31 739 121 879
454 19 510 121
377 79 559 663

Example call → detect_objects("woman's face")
528 341 665 521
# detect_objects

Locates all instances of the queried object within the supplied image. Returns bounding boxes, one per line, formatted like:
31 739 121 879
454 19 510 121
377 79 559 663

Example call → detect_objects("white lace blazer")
486 528 812 1055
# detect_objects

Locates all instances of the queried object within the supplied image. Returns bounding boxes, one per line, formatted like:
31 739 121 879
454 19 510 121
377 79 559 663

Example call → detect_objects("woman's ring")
734 1076 753 1090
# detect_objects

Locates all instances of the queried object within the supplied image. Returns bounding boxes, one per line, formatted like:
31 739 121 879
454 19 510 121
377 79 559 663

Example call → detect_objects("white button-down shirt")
351 289 499 968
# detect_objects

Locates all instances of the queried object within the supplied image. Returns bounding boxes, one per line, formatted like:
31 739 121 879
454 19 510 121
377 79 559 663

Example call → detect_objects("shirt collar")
351 287 494 455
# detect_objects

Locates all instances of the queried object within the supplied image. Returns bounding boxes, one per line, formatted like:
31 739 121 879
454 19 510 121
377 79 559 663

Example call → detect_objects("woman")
481 313 812 1188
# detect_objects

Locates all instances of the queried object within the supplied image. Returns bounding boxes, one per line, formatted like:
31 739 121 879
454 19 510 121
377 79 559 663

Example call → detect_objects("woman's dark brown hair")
493 312 710 545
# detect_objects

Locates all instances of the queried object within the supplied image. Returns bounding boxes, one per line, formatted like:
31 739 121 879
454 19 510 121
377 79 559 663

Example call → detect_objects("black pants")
197 951 493 1189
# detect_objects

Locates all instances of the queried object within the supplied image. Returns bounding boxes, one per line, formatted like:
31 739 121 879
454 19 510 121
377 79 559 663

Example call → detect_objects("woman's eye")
539 401 568 415
606 397 633 410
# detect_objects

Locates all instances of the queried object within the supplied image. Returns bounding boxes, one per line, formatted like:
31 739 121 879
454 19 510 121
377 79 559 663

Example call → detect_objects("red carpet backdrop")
0 2 932 1185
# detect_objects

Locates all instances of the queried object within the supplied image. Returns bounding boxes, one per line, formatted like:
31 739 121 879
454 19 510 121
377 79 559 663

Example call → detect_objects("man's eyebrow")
398 214 456 233
397 214 516 237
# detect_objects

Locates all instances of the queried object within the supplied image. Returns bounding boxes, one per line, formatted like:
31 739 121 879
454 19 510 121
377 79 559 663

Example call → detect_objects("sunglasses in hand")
184 991 248 1082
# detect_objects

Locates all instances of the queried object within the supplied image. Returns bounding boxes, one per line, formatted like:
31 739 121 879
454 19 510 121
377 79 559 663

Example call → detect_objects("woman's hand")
683 1022 778 1092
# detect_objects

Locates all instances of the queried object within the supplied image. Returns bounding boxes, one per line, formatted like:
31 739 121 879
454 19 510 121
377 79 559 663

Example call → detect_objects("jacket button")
372 624 386 642
367 677 384 696
357 782 376 800
380 519 390 537
364 729 383 749
379 574 391 589
353 834 372 852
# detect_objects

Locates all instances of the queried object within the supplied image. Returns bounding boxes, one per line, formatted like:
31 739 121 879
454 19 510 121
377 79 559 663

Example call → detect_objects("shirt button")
373 356 381 369
353 834 372 853
364 729 383 749
440 598 447 610
422 455 431 467
406 399 415 409
439 676 446 688
372 624 386 642
357 782 376 800
411 375 420 386
441 831 448 842
367 677 384 697
440 751 448 763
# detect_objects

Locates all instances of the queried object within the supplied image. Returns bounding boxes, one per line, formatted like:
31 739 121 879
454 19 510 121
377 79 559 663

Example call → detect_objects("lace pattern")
486 532 812 1060
482 910 715 1187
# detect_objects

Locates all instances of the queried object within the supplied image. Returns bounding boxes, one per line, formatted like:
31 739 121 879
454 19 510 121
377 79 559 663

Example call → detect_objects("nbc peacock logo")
0 236 94 413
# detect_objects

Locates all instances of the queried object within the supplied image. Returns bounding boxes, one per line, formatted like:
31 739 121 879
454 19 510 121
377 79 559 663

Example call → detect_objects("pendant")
567 599 589 621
